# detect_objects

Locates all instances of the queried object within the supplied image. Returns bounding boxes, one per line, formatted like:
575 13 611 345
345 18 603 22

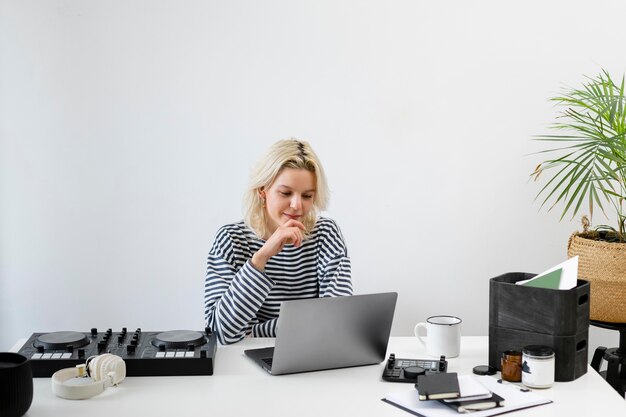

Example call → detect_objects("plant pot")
567 232 626 323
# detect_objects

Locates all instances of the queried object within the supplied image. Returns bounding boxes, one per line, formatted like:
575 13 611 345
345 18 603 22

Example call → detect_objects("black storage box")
488 272 590 381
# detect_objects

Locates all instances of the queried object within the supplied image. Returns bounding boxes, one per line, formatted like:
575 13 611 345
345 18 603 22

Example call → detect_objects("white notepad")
443 375 492 402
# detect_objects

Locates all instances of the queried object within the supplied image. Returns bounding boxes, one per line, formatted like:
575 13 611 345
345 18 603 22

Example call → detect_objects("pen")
496 378 532 392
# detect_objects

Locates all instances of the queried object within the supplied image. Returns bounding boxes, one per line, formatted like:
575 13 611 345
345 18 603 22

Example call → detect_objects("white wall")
0 0 622 355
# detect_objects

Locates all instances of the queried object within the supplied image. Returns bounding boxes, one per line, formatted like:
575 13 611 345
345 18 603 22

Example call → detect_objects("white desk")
13 336 626 417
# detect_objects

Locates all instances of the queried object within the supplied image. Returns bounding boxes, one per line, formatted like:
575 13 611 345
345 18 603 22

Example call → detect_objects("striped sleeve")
251 318 278 337
316 218 353 297
204 226 275 345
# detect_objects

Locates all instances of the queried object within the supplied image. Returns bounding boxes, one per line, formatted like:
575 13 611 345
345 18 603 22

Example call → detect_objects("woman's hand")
251 220 305 271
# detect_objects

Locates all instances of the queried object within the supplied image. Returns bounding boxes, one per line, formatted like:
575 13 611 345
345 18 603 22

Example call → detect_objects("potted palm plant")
532 69 626 323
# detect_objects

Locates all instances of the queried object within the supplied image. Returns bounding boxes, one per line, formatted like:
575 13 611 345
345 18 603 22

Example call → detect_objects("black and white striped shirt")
204 217 353 345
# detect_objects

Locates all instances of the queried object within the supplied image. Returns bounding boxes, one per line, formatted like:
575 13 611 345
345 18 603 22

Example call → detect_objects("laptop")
244 292 397 375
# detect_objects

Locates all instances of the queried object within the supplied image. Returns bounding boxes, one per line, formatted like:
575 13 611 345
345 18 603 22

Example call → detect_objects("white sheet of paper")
515 256 578 290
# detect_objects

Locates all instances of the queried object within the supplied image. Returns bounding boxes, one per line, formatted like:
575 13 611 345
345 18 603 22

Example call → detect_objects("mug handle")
414 322 427 347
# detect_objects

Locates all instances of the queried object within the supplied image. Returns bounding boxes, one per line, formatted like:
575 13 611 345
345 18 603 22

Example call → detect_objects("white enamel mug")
414 315 462 358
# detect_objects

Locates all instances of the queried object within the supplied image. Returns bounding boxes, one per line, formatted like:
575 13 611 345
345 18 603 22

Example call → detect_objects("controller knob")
127 344 136 355
37 345 44 353
91 328 98 336
404 366 426 379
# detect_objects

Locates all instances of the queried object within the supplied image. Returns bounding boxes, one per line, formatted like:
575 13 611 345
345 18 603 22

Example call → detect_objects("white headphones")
51 354 126 400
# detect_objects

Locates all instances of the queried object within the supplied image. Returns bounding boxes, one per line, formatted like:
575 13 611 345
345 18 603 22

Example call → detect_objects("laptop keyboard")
262 357 273 368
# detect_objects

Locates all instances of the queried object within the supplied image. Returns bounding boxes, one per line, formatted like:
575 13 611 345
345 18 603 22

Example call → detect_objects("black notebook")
416 372 460 400
441 392 506 412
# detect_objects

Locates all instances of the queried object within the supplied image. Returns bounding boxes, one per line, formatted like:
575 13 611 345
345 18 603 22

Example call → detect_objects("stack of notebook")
383 373 551 416
416 373 505 412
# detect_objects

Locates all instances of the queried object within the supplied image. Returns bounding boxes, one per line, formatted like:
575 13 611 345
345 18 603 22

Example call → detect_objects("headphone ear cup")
87 354 126 385
88 355 103 381
102 355 126 385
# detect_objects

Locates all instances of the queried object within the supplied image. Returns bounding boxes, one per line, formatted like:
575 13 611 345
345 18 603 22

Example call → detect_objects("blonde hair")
243 139 329 238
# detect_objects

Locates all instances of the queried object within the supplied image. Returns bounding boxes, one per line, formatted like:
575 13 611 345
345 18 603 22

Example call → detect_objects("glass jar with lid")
522 345 555 388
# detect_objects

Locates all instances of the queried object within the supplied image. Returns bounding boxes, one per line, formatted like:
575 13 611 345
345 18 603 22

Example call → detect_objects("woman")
204 139 353 344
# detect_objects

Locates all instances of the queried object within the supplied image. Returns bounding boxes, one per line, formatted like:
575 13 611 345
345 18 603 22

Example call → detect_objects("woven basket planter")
567 232 626 323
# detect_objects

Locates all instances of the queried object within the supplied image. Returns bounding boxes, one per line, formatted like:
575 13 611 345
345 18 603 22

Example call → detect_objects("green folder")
522 268 562 289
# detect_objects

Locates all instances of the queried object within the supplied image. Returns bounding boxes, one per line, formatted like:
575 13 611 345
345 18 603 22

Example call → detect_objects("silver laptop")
244 292 397 375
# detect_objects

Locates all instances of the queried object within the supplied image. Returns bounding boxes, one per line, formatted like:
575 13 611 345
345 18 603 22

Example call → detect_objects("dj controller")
16 328 218 377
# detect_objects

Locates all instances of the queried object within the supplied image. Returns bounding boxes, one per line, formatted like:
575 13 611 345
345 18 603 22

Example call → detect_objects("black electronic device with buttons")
16 328 218 377
382 353 448 383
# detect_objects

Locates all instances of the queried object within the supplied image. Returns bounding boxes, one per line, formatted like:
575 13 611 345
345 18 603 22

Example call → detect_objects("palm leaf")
533 69 626 241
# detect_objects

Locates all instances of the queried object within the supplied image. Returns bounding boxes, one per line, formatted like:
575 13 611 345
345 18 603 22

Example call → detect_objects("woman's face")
261 168 316 236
